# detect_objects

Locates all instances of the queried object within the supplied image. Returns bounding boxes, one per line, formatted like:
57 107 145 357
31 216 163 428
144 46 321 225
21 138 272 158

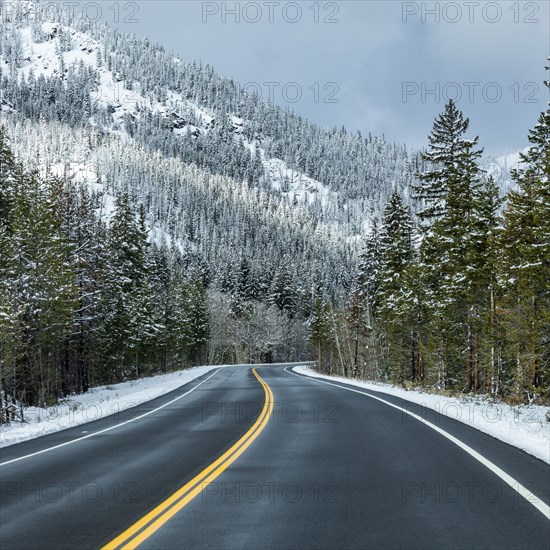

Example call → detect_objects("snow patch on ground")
264 157 334 207
294 366 550 464
1 365 226 448
150 225 186 254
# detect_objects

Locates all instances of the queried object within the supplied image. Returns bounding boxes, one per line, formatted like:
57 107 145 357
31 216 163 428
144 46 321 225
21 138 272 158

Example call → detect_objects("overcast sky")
100 1 549 155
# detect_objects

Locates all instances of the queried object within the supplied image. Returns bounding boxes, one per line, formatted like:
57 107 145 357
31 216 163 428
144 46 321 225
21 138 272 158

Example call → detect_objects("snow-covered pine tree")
269 260 298 317
100 194 157 380
348 222 381 379
377 193 416 384
308 293 332 373
5 170 77 405
463 176 503 393
0 128 18 404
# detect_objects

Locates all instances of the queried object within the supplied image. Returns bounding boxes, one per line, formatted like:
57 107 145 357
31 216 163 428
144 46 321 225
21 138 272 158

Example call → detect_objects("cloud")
111 1 548 154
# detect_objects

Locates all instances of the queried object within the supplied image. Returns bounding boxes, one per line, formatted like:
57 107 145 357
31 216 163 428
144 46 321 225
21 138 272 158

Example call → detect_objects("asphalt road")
1 365 548 550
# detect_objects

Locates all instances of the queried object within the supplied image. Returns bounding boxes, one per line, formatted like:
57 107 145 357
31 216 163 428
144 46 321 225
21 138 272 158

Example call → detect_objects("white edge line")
0 369 221 467
285 367 550 521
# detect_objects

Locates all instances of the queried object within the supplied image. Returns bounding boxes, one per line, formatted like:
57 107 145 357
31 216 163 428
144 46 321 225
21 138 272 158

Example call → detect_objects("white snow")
3 15 210 145
40 162 95 186
1 365 227 448
149 225 186 254
4 8 355 241
483 148 528 193
263 157 334 207
293 366 550 464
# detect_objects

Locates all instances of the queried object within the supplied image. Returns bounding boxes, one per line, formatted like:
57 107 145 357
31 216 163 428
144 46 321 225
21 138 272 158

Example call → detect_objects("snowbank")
1 365 225 448
293 366 550 464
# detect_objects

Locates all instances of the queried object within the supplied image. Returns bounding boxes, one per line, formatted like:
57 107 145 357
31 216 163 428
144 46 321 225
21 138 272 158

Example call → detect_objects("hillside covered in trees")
0 1 548 413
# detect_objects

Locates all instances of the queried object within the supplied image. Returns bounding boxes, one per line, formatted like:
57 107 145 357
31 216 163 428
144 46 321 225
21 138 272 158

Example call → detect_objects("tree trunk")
489 285 495 394
474 333 479 392
466 320 473 392
411 331 417 382
530 295 538 388
353 331 359 379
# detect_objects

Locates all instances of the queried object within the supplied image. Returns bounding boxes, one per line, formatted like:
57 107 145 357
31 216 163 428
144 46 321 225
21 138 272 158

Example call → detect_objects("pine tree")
468 176 503 393
308 292 332 372
101 195 157 380
0 128 18 400
0 127 16 222
185 276 210 364
414 100 484 389
413 100 480 221
377 193 416 384
5 171 77 405
269 261 297 317
500 80 550 398
355 221 381 315
56 180 109 393
349 223 381 378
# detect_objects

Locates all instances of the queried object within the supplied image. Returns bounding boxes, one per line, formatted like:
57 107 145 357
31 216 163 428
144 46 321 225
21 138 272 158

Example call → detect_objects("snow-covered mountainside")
484 150 526 193
0 1 519 276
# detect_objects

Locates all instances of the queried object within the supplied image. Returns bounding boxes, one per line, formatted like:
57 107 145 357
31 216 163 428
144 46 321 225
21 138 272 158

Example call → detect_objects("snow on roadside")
1 365 226 448
293 366 550 464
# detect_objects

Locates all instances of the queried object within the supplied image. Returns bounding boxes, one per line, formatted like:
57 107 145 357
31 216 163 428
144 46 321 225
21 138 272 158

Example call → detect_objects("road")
1 365 549 550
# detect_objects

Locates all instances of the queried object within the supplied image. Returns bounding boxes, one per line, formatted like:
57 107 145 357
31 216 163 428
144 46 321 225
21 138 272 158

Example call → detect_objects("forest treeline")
0 133 209 406
316 96 549 404
0 2 548 412
1 90 548 413
0 127 309 411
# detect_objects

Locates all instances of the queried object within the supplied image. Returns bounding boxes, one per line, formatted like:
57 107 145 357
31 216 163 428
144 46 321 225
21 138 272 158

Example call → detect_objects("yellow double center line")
102 368 274 550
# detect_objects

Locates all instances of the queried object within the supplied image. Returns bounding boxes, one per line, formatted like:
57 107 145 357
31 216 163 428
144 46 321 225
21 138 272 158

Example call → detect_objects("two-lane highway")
1 365 549 549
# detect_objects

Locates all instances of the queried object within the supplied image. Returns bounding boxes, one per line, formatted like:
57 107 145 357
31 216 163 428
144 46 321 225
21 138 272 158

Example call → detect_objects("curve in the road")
102 367 274 550
2 365 548 550
287 367 550 521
